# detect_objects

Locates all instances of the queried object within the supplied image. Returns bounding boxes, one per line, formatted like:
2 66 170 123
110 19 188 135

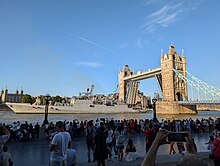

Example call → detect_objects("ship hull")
6 102 144 114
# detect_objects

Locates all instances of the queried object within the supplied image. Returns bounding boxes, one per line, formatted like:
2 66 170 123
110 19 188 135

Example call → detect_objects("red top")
144 128 155 144
130 121 134 128
213 138 220 158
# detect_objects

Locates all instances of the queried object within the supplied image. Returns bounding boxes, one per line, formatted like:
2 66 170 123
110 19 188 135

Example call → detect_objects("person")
67 147 76 166
212 130 220 166
141 129 212 166
143 124 155 153
112 127 118 158
115 130 124 161
206 135 214 152
94 123 108 166
169 142 176 155
49 121 71 166
0 125 11 166
2 146 13 166
124 138 139 162
86 120 96 163
177 142 185 154
106 126 113 160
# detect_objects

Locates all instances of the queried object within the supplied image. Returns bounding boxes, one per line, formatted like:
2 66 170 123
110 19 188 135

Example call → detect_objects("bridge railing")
178 100 220 104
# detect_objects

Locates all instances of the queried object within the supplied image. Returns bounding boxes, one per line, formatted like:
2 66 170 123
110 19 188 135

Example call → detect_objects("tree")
22 94 34 104
51 95 62 105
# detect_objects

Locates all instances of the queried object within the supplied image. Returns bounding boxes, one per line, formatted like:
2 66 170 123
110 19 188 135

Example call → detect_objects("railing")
178 100 220 104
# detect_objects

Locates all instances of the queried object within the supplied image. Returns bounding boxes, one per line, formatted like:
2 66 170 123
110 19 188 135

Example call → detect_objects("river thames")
1 110 220 124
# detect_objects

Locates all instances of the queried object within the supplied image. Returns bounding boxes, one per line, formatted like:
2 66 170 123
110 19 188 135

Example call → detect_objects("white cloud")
143 0 161 6
75 61 104 68
69 33 115 53
135 38 143 49
119 42 130 48
142 0 205 34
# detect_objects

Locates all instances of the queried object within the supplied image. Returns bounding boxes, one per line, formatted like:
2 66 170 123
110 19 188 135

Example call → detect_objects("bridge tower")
160 44 188 101
118 64 131 102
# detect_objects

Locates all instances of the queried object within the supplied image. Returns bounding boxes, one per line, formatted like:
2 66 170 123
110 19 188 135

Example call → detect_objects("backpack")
117 134 124 144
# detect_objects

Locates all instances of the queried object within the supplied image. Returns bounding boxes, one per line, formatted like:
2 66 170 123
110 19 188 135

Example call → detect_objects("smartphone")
168 132 188 142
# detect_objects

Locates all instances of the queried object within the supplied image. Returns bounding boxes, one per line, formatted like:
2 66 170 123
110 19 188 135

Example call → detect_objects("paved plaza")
4 132 213 166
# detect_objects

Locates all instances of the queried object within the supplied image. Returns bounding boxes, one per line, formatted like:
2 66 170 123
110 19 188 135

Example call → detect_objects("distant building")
0 88 23 103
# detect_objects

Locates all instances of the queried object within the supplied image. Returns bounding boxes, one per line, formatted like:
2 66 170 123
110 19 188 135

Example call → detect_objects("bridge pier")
156 101 197 114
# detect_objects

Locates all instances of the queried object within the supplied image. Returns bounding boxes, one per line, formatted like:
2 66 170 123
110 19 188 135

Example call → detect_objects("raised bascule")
118 44 215 114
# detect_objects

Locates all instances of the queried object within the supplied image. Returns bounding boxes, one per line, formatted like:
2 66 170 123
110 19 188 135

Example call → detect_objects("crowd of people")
0 117 220 166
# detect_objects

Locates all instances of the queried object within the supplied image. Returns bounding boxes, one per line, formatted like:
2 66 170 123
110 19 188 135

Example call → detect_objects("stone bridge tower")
160 44 188 101
118 64 131 102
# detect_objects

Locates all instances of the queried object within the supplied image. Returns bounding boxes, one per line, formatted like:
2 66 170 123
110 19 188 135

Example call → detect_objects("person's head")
55 121 64 131
127 138 133 146
88 120 93 127
177 154 213 166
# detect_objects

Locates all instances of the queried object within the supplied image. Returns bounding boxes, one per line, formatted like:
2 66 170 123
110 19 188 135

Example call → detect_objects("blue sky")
0 0 220 98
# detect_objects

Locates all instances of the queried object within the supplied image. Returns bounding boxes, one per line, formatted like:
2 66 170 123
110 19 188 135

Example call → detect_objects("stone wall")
197 104 220 110
156 101 197 114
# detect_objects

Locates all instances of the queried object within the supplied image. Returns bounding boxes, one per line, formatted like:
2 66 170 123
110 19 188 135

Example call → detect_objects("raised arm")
141 129 170 166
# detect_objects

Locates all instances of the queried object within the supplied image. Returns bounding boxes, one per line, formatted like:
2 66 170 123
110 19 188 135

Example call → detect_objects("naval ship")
6 85 146 114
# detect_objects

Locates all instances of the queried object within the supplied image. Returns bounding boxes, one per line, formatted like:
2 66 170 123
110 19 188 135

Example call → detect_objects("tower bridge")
118 44 220 114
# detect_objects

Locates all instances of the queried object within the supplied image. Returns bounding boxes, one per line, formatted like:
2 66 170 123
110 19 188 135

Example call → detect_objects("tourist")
115 128 124 161
0 125 11 166
2 146 13 166
106 126 113 160
141 129 212 166
143 124 155 153
169 142 176 155
49 121 71 166
177 142 185 154
86 120 96 163
112 127 118 158
67 147 76 166
94 122 108 166
205 135 214 152
124 138 139 162
212 130 220 166
34 122 40 138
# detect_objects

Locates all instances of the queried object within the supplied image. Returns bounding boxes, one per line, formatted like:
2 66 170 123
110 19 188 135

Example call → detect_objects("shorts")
107 142 113 147
116 145 124 150
50 160 67 166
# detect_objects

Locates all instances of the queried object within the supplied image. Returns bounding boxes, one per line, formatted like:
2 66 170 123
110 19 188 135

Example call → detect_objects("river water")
1 110 220 124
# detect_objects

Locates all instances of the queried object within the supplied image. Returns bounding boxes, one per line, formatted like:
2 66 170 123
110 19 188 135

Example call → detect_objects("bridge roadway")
5 132 212 166
123 67 161 81
178 100 220 105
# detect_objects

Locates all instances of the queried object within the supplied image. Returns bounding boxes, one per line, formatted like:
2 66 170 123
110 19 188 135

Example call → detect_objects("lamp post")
43 93 51 125
152 98 157 122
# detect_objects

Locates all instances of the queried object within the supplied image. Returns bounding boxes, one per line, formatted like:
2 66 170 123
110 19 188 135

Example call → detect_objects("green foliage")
22 94 34 104
40 96 46 105
51 95 62 105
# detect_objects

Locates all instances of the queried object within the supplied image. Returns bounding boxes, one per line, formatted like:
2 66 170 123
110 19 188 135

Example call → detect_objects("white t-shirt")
106 130 113 144
50 132 71 161
67 148 76 166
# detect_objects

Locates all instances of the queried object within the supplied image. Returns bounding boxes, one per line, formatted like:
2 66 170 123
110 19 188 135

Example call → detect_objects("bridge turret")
161 44 188 101
118 64 131 102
